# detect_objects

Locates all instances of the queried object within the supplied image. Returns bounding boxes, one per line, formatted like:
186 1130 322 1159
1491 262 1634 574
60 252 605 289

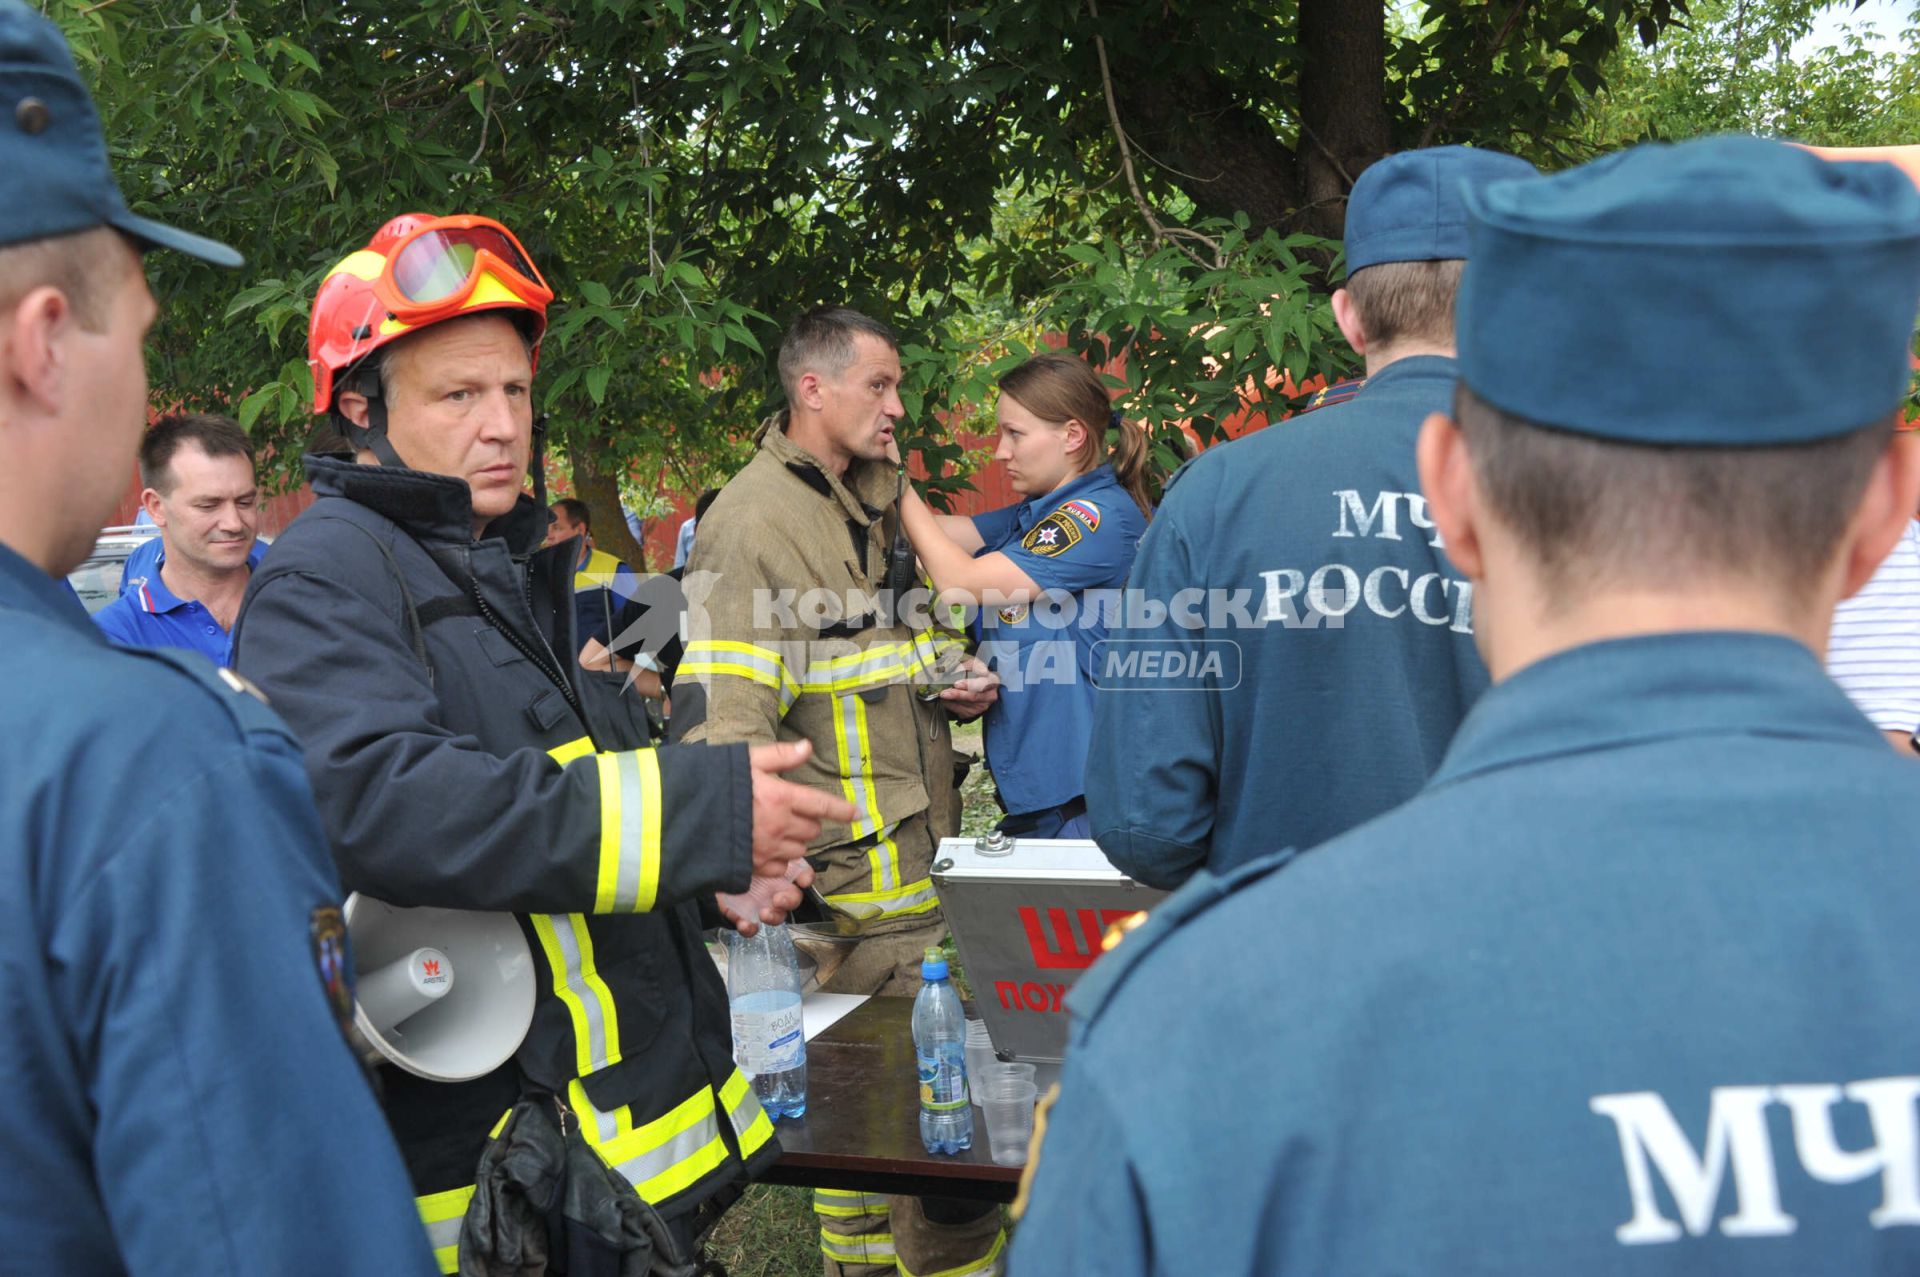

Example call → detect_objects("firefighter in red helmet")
234 214 852 1271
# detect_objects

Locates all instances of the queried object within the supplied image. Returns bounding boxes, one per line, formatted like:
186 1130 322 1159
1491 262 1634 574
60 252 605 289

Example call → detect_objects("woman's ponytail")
1109 411 1154 520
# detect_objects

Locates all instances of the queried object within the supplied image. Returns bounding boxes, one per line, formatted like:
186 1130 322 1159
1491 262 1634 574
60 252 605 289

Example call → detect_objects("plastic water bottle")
727 924 807 1119
913 946 973 1154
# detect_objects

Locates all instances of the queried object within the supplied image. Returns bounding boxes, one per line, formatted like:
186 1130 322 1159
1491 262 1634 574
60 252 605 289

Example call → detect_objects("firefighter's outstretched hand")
749 739 854 876
716 857 815 936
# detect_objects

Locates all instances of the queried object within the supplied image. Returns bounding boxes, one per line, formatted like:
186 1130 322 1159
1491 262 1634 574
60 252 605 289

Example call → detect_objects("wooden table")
758 995 1024 1202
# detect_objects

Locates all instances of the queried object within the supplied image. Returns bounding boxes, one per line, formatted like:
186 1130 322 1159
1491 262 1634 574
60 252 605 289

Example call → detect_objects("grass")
708 1183 820 1276
707 722 1002 1276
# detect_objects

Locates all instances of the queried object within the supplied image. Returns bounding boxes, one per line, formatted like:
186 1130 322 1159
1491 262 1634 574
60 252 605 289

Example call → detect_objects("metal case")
931 835 1165 1063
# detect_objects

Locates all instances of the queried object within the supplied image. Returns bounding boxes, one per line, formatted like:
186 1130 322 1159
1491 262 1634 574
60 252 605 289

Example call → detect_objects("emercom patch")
1020 511 1082 558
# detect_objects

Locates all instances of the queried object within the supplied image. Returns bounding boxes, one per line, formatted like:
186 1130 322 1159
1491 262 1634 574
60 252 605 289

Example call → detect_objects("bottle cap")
920 946 949 981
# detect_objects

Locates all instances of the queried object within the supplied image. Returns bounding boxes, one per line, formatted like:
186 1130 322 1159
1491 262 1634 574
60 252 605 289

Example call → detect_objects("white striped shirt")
1828 518 1920 732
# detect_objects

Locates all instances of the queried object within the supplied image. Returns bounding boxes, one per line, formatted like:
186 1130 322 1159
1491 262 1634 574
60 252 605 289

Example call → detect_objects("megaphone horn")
343 894 536 1083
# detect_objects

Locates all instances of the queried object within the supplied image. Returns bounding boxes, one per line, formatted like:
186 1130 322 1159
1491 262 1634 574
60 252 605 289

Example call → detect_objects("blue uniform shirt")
1086 355 1486 887
97 545 256 666
0 540 436 1275
1014 632 1920 1276
970 464 1145 817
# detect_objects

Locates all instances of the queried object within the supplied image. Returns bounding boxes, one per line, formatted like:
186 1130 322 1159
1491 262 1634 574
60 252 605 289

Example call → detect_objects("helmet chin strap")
529 412 549 510
334 395 409 470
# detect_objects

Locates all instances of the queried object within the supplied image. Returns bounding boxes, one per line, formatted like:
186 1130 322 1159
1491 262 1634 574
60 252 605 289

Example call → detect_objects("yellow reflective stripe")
633 750 662 911
812 1188 889 1217
578 1085 730 1205
568 1077 633 1146
684 638 790 665
547 735 595 767
416 1185 474 1275
898 1231 1007 1277
835 693 890 849
676 659 801 709
489 1109 513 1139
825 877 939 918
800 644 923 694
594 753 623 912
872 825 902 898
530 913 621 1075
592 751 661 913
682 640 797 698
719 1068 776 1159
822 1232 898 1262
851 701 888 885
794 630 959 695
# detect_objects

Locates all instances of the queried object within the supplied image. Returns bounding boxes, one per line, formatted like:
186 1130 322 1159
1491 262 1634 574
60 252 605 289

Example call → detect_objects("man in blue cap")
1011 136 1920 1274
0 3 436 1271
1087 145 1536 889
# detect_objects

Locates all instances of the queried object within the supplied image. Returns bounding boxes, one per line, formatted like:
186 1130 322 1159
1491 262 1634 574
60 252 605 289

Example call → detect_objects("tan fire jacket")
672 418 964 922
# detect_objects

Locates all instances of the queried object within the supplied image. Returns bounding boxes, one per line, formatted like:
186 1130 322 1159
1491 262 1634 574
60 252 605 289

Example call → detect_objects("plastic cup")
965 1021 995 1107
974 1059 1035 1094
977 1076 1039 1167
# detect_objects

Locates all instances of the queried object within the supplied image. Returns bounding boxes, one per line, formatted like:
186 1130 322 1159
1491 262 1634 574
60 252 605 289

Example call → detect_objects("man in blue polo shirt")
1086 145 1537 889
1012 137 1920 1276
95 411 259 665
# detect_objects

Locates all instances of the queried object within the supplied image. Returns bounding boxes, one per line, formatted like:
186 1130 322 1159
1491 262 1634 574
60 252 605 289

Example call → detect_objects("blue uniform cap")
1458 135 1920 445
0 1 239 265
1344 146 1540 274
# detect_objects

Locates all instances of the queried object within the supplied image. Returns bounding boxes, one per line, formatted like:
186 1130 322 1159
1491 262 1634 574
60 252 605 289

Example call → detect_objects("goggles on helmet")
375 215 553 323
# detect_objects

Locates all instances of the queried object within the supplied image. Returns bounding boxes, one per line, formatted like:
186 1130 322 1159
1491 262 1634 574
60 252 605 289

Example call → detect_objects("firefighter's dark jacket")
233 454 777 1218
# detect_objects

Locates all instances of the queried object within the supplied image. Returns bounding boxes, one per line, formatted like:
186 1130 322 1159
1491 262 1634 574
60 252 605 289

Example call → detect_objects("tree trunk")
1297 0 1392 239
1100 0 1393 242
565 436 648 572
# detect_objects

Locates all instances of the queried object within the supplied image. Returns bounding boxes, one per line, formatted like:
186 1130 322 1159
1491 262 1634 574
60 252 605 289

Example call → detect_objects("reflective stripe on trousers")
898 1230 1006 1277
416 1184 475 1275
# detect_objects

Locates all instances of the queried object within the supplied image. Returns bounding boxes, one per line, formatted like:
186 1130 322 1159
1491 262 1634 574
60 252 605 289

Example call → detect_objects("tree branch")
1086 0 1220 270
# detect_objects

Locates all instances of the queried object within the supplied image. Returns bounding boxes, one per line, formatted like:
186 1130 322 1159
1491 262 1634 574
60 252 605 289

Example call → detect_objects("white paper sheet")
802 992 869 1042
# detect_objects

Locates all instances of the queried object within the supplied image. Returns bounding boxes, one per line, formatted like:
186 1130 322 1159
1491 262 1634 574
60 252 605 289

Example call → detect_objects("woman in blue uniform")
897 352 1151 838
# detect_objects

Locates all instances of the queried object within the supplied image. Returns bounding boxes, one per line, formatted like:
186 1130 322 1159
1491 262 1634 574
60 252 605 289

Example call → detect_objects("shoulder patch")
217 666 271 704
1302 375 1367 413
1067 848 1299 1026
1019 511 1083 558
309 904 356 1045
1011 1081 1061 1222
1058 499 1101 532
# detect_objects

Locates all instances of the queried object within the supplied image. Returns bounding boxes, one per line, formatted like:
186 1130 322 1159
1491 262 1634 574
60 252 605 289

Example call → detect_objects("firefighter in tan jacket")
672 307 1006 1276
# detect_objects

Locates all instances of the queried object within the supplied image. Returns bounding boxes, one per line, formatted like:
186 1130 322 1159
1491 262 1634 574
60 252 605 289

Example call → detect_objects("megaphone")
344 894 536 1082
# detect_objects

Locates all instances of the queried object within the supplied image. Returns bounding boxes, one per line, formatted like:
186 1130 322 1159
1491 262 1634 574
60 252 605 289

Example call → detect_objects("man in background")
674 306 1003 1277
546 494 642 653
1087 145 1537 889
95 411 258 665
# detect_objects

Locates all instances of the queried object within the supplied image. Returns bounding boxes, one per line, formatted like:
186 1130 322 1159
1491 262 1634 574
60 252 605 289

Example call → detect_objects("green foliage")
1578 0 1920 149
1393 0 1693 163
55 0 1715 500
